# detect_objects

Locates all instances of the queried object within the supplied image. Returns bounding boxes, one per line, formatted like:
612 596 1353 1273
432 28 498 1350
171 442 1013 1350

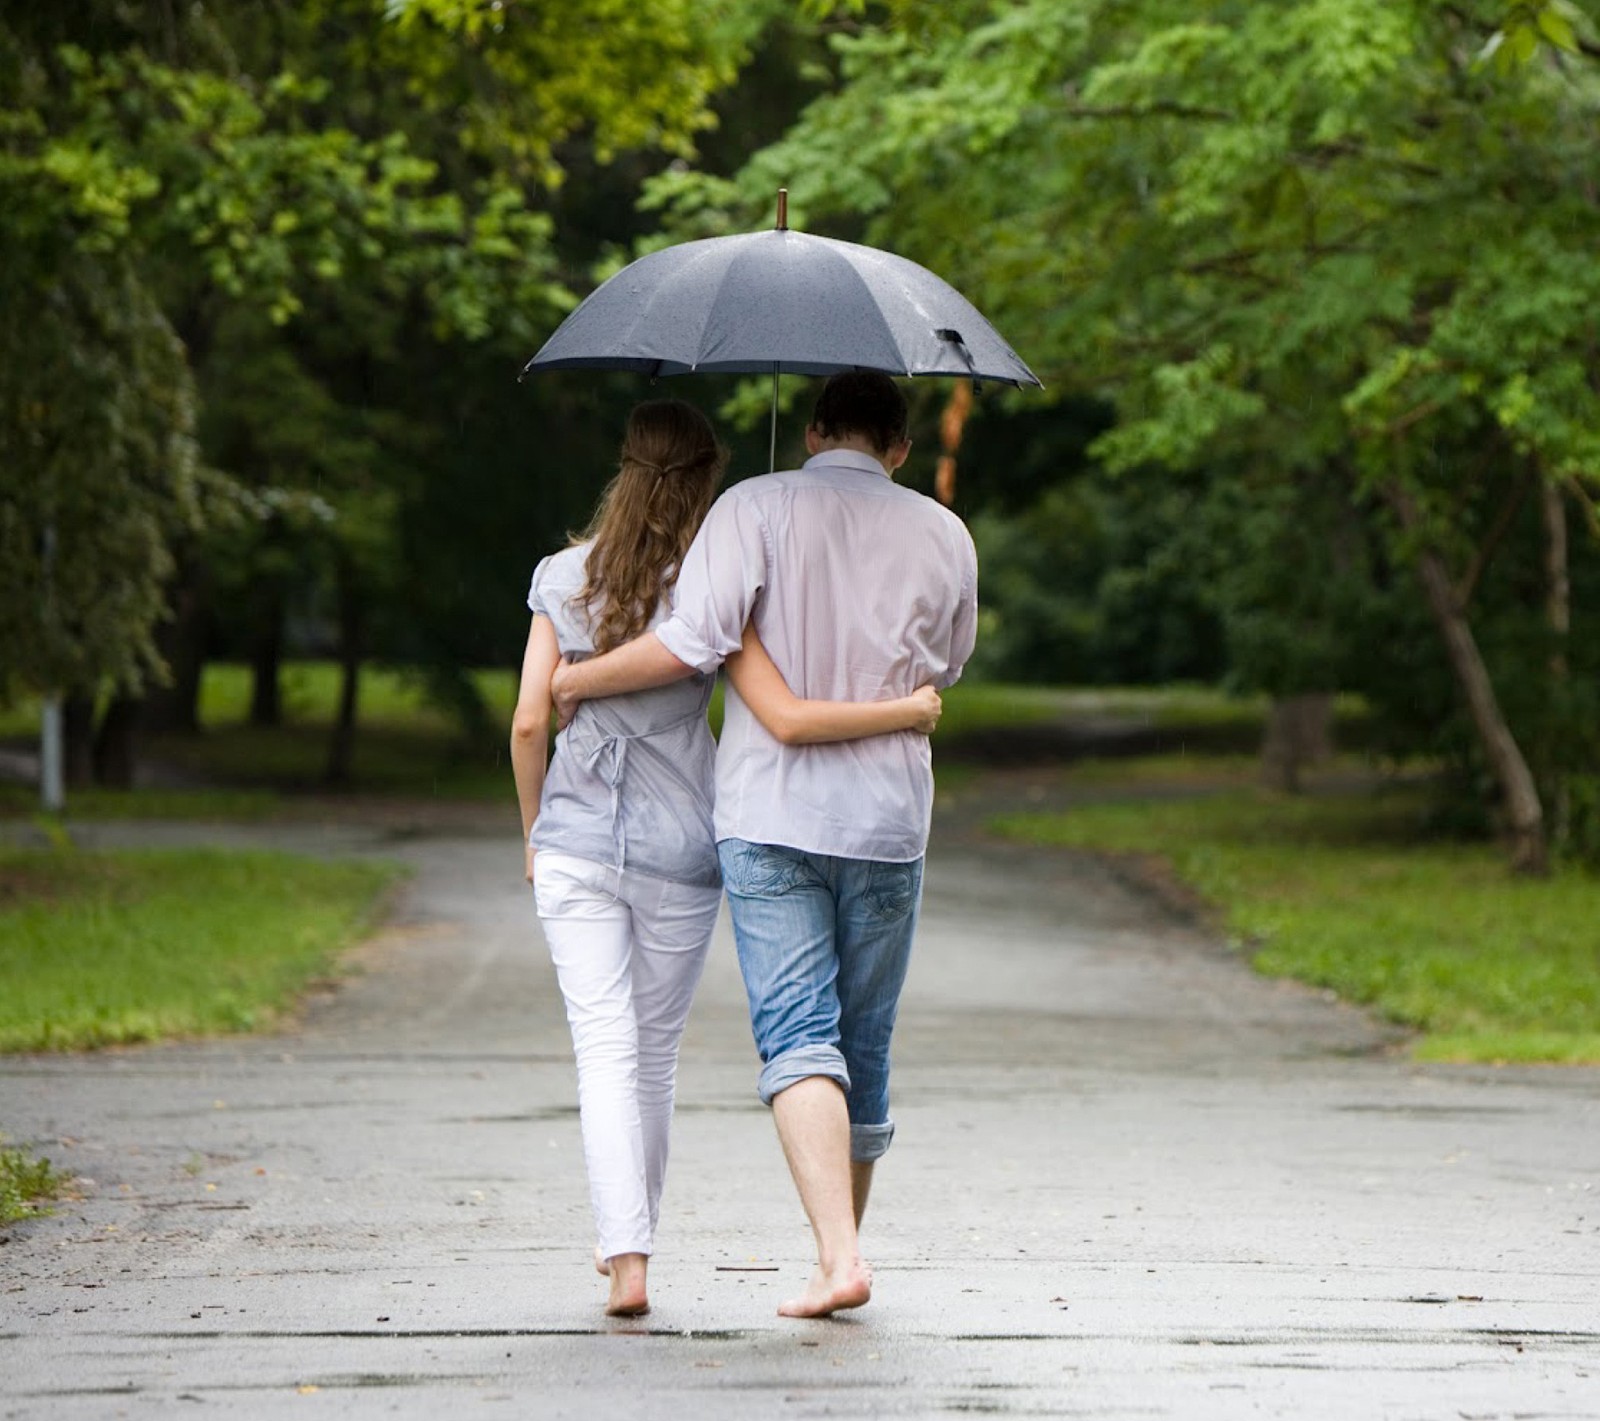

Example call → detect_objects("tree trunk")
1391 486 1546 874
323 568 363 788
249 584 285 727
1259 693 1335 793
92 694 142 789
146 560 209 735
1541 480 1571 847
63 693 95 789
1542 480 1571 668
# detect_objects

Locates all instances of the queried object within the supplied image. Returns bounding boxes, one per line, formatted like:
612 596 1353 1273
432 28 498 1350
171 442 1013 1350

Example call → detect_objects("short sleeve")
935 520 979 690
653 490 770 675
526 555 554 618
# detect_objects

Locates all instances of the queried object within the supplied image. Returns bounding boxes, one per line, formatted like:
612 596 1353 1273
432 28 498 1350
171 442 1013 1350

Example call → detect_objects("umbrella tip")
776 188 788 231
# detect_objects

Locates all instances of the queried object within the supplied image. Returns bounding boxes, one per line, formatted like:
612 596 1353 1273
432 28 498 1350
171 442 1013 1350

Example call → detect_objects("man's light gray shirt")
655 449 978 863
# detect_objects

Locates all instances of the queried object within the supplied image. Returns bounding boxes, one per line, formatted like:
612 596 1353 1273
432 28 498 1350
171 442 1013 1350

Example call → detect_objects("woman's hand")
525 844 536 884
909 685 942 735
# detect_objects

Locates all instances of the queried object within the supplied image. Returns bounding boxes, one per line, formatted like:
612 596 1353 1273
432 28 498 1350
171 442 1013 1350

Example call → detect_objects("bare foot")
605 1252 649 1317
593 1246 610 1277
777 1259 872 1318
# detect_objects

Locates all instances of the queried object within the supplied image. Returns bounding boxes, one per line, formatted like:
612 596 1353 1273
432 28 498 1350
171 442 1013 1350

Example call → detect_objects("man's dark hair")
809 371 909 454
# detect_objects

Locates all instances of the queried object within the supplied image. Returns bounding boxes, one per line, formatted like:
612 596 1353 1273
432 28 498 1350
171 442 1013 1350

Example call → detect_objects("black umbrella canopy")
524 226 1040 388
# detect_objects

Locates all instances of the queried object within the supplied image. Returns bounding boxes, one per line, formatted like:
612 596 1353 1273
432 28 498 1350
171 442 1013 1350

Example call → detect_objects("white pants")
533 851 720 1261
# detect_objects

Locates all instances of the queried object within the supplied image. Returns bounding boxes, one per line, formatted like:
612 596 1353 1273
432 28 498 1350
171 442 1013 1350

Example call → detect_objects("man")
551 371 978 1317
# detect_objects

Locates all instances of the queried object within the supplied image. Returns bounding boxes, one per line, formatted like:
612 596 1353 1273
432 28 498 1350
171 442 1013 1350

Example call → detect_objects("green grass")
0 785 282 820
0 847 404 1052
933 682 1079 738
4 666 1229 806
0 663 518 742
147 723 514 799
143 663 518 800
0 1139 71 1224
191 662 519 732
0 663 523 809
990 788 1600 1063
0 665 1366 807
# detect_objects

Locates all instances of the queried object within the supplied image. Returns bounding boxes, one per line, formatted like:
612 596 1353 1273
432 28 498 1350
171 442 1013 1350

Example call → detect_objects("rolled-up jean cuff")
849 1120 895 1162
757 1043 850 1107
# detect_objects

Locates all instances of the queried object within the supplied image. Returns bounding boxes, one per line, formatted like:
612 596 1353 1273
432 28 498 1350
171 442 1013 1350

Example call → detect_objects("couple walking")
509 372 977 1319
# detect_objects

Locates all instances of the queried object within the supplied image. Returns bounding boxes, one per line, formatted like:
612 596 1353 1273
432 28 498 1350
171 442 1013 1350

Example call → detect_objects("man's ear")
804 426 823 456
884 438 912 475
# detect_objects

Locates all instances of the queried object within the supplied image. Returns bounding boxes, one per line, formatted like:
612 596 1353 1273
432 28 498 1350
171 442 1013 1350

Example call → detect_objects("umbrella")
522 192 1040 467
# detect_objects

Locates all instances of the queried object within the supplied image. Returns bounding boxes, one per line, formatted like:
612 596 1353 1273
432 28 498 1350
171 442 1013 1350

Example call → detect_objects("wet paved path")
2 807 1597 1419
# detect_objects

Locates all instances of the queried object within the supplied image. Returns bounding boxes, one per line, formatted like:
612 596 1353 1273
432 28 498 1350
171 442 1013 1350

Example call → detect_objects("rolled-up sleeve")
937 528 979 689
655 490 770 675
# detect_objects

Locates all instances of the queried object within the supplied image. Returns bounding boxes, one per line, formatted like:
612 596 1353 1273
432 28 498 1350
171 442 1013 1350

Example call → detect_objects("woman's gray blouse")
526 543 720 888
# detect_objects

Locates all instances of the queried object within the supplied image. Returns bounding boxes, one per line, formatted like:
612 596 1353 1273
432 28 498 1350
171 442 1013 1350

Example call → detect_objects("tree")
654 0 1600 870
0 245 200 708
0 0 777 788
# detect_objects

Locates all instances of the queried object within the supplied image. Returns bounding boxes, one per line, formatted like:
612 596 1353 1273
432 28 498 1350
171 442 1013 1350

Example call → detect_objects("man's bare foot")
605 1252 649 1317
777 1260 872 1318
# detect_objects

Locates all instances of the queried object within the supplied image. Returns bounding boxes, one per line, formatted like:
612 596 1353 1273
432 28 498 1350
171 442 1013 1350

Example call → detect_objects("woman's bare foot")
777 1259 872 1318
593 1246 610 1277
605 1251 649 1317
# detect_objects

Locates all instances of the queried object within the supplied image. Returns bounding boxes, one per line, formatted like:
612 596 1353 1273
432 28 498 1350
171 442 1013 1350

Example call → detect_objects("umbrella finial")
776 188 789 231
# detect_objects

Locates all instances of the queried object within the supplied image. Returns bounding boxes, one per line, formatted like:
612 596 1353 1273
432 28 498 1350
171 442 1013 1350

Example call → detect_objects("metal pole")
770 187 788 472
40 695 64 813
39 518 64 814
769 368 779 472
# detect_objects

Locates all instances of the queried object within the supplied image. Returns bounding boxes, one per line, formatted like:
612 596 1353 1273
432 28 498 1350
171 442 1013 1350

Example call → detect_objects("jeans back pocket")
722 840 808 897
862 859 921 921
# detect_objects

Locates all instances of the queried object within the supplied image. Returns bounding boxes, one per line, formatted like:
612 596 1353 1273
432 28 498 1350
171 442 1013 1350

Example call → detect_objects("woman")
509 399 940 1318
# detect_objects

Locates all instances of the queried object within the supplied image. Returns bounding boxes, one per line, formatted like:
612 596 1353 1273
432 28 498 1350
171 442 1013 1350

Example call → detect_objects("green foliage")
652 0 1600 863
966 467 1227 685
385 0 771 176
0 0 776 731
0 846 402 1051
0 248 200 698
687 0 1600 489
0 1140 69 1225
992 785 1600 1062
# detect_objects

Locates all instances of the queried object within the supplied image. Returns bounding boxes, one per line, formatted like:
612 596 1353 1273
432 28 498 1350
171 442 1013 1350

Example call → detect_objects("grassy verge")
0 664 518 743
3 666 1372 810
147 723 513 800
3 666 1192 807
990 788 1600 1063
149 662 517 799
0 785 282 820
0 847 404 1052
0 1140 71 1224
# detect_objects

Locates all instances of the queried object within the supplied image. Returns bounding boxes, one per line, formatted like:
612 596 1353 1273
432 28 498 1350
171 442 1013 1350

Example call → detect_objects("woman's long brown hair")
571 400 727 653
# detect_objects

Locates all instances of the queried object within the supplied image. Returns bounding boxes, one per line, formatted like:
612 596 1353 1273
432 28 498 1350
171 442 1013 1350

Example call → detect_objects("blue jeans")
717 839 924 1163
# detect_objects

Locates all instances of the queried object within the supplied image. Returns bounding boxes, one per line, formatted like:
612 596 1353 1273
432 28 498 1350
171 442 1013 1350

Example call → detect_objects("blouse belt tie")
579 702 707 882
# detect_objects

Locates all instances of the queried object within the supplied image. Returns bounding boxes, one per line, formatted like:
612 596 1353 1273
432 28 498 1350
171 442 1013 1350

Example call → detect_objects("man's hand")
909 685 942 735
551 655 583 730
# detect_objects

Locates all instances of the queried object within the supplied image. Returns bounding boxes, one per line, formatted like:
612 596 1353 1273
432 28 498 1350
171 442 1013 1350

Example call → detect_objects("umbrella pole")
769 368 779 472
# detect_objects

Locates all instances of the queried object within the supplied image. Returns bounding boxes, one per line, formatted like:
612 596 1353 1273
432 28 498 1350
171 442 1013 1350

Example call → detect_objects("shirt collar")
801 449 892 479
